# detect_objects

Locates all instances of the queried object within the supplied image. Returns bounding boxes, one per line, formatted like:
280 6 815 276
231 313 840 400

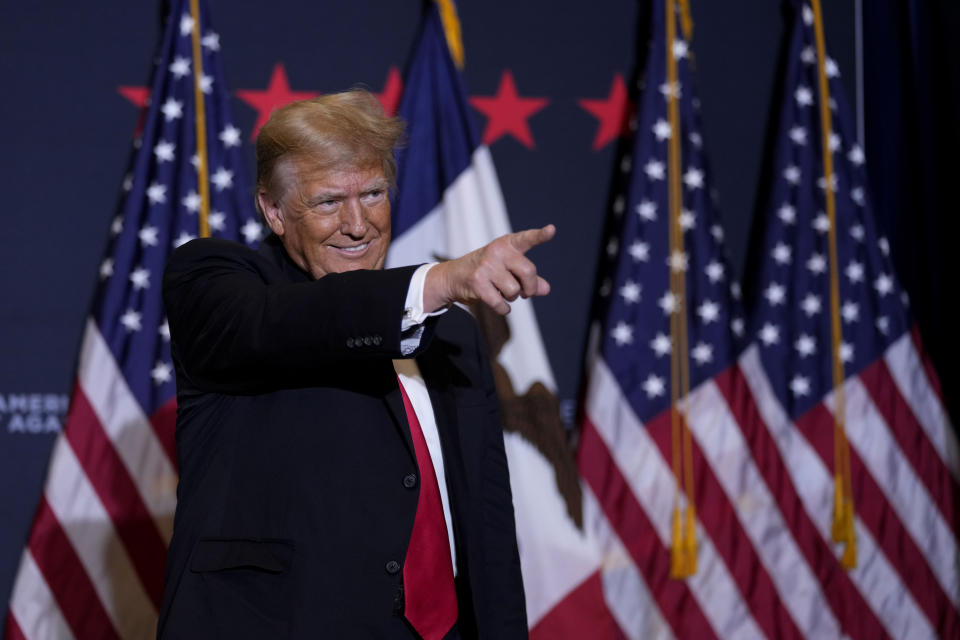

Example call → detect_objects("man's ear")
258 190 285 236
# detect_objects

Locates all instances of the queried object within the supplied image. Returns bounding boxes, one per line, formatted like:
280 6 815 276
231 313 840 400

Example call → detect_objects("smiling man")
157 90 553 640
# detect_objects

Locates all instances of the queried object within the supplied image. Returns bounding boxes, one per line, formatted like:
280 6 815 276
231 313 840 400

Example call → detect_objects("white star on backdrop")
154 140 175 163
697 300 719 324
845 261 864 283
129 267 151 291
209 211 226 231
179 14 194 36
628 240 649 262
764 282 786 306
120 309 142 332
619 280 641 304
841 300 859 323
848 145 865 166
678 210 696 231
138 225 159 247
220 125 242 148
731 317 745 336
161 98 184 121
759 323 780 346
705 260 725 283
876 316 890 334
795 86 813 106
241 219 263 244
198 74 214 94
850 224 864 242
789 126 808 145
201 31 221 50
159 319 170 341
795 334 817 358
772 242 792 265
211 167 234 191
611 322 634 346
650 333 671 357
182 191 201 212
691 342 713 365
874 273 894 296
683 167 704 190
838 342 854 363
668 250 688 272
636 200 657 221
801 293 822 317
642 374 665 398
111 216 123 236
806 253 827 275
100 258 113 280
812 213 831 233
644 160 665 181
672 39 689 60
173 231 196 248
151 361 173 385
169 56 190 79
652 119 672 141
851 187 865 206
778 203 797 224
146 182 167 205
784 165 801 185
658 291 679 315
790 375 810 397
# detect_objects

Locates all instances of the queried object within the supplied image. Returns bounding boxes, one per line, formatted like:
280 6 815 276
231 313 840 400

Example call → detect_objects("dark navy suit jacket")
157 235 526 639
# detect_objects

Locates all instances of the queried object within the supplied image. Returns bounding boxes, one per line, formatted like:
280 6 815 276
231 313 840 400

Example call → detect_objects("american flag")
579 0 959 638
5 0 261 637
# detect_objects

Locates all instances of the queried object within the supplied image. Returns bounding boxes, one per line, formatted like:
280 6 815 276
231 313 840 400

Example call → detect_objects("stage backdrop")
0 0 868 613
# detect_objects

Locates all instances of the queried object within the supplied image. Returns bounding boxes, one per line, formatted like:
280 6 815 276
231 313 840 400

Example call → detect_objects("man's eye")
364 190 384 200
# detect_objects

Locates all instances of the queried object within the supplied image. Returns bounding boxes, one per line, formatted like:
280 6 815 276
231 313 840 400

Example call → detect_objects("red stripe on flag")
714 366 889 640
64 383 168 609
795 402 960 638
642 404 803 640
860 358 958 529
910 325 943 401
149 396 178 471
578 417 718 640
4 611 27 640
28 498 121 640
530 570 625 640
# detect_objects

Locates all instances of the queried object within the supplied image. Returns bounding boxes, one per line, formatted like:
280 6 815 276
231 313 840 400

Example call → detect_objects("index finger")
508 224 556 253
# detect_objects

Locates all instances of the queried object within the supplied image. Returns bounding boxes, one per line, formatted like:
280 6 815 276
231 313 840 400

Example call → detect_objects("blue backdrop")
1 0 955 614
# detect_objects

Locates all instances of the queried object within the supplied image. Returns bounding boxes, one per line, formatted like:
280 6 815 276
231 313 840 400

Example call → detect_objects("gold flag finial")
435 0 465 69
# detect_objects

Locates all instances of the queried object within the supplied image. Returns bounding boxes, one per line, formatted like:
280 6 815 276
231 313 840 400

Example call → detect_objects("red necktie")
397 378 458 640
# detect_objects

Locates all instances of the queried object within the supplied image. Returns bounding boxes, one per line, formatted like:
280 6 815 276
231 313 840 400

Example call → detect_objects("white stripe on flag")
78 319 177 539
582 483 674 640
884 334 960 479
585 359 765 640
504 432 599 626
8 550 75 640
44 435 157 640
685 381 841 638
388 146 557 393
831 376 960 606
738 346 936 639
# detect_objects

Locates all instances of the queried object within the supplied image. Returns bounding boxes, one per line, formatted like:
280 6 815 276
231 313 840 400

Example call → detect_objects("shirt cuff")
400 263 448 355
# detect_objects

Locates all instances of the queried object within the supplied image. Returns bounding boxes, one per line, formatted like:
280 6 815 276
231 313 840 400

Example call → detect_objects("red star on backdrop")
117 86 150 109
376 67 403 117
469 70 548 149
236 63 320 140
579 74 633 151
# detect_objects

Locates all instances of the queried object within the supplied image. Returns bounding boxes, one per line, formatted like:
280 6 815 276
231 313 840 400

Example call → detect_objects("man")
157 90 554 639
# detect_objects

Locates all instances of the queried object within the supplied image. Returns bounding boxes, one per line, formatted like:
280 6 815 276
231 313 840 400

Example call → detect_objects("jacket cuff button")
403 473 417 489
385 560 401 575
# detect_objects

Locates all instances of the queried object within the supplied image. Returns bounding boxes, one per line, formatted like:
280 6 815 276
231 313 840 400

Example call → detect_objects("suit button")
363 336 373 346
403 473 417 489
373 335 382 345
385 560 401 575
346 338 354 348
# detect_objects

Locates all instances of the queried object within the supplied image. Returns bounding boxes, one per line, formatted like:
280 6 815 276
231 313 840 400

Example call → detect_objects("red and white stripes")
6 320 176 639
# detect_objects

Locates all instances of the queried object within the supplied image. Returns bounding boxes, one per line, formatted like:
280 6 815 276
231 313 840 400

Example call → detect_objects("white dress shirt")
394 263 457 575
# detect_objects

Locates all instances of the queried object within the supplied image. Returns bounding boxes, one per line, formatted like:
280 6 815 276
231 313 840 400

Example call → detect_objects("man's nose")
339 199 367 237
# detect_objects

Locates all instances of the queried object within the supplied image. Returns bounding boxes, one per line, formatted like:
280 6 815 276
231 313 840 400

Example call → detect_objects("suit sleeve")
162 238 431 393
470 318 529 635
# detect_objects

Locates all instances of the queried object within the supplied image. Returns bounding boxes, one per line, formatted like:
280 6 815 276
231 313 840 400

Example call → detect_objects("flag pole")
189 0 211 237
810 0 857 569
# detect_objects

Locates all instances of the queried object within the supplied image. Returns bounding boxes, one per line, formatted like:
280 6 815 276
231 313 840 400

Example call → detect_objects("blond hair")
255 89 405 212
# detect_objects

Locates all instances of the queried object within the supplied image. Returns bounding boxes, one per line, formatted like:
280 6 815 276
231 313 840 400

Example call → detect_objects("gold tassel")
435 0 465 69
683 506 698 575
831 474 844 542
670 505 684 578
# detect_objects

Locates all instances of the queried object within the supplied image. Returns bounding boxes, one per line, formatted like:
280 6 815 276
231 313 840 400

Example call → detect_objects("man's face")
259 160 391 279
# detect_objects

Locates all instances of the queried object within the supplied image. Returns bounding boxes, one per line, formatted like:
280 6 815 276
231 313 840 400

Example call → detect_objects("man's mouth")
331 241 371 255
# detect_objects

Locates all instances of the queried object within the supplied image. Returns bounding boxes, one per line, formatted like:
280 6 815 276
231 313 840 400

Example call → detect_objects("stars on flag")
628 240 650 262
138 226 159 247
154 140 175 162
637 199 657 220
645 160 666 181
642 374 666 398
169 57 190 79
611 322 634 346
146 182 167 205
161 97 184 121
219 125 241 148
129 267 151 291
619 280 641 304
650 333 671 357
210 167 233 191
151 361 173 385
241 219 263 244
173 230 195 248
120 309 142 332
